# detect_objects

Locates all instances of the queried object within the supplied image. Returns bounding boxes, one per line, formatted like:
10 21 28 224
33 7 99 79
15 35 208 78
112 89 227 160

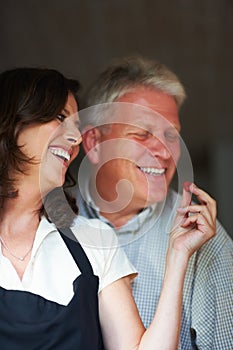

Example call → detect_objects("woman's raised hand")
169 182 216 259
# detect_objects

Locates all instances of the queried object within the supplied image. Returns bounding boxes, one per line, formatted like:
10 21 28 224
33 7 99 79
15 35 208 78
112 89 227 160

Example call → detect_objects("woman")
0 67 216 349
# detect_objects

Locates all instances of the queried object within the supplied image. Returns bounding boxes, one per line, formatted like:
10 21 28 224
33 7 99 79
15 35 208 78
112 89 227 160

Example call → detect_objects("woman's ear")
82 125 101 164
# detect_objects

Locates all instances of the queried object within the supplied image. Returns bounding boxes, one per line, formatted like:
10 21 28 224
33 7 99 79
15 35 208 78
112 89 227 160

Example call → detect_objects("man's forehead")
114 86 180 126
109 103 180 131
80 96 180 131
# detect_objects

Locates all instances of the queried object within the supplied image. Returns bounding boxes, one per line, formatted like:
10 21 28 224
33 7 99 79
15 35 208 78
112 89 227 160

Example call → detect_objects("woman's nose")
66 131 82 145
64 117 82 145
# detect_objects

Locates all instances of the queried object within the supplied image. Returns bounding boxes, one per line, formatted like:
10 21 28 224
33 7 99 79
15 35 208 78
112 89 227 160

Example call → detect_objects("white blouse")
0 216 137 305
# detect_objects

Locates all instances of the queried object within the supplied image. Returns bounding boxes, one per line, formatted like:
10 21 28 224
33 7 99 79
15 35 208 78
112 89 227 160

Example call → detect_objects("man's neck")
99 208 139 229
88 179 149 228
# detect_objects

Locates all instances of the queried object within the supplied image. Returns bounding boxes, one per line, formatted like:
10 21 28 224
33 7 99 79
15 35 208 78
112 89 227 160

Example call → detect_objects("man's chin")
146 190 168 206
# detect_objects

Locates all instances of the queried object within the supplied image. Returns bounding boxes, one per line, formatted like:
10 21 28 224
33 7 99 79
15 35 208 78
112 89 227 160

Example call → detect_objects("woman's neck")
0 184 42 236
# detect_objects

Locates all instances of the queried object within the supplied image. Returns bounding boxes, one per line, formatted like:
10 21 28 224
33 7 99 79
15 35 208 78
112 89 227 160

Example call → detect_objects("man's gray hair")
85 55 186 109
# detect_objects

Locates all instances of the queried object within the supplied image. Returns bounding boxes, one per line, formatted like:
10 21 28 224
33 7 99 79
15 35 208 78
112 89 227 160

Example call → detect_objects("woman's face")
17 93 82 195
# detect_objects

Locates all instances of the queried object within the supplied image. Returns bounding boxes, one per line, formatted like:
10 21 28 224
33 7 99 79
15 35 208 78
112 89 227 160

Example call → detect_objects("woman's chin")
40 179 65 198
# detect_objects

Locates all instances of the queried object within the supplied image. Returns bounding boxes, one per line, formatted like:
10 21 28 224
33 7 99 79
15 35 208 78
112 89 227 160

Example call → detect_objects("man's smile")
138 166 166 176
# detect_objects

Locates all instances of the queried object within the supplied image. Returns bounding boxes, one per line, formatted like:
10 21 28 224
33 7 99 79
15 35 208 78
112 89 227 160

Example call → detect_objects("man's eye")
133 132 149 139
56 114 66 122
165 131 179 142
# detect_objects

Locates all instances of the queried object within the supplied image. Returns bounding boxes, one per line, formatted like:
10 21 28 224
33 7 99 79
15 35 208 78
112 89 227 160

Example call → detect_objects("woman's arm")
99 183 216 350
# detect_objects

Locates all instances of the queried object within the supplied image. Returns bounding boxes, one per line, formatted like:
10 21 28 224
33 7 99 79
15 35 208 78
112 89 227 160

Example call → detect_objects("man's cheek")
100 138 148 165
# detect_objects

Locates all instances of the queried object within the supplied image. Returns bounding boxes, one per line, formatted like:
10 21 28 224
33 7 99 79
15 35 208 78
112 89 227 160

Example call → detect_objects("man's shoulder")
165 190 233 264
197 219 233 269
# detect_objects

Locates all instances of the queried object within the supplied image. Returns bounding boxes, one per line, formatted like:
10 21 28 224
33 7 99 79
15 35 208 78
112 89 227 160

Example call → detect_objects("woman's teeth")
50 148 70 162
139 167 165 175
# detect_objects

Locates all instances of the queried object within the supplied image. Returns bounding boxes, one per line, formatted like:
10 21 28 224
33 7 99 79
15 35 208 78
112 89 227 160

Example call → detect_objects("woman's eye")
56 114 66 122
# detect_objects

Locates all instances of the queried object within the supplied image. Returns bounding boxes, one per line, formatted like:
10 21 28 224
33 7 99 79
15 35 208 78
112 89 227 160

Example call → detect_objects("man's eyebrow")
168 124 181 132
127 121 181 132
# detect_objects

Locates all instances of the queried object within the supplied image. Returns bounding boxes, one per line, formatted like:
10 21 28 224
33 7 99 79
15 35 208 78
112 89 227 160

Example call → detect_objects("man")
75 56 233 349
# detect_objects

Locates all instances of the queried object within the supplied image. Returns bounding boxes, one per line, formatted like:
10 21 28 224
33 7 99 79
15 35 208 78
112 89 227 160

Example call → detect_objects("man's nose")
149 136 171 159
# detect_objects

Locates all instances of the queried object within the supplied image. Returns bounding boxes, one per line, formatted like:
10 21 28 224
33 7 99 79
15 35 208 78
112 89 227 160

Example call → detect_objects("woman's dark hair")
0 67 80 225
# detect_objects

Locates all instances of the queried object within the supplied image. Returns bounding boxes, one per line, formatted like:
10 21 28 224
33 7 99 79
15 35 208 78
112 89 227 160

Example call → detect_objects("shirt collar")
31 216 57 257
0 217 57 263
81 180 161 234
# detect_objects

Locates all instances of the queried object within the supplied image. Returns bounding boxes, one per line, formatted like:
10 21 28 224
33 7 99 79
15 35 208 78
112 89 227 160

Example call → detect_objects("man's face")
88 87 181 213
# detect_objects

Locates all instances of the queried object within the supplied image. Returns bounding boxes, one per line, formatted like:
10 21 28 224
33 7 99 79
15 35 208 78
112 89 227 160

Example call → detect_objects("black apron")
0 227 104 349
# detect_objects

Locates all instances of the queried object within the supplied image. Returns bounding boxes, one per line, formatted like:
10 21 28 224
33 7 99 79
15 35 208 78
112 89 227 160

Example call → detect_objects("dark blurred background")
1 0 232 237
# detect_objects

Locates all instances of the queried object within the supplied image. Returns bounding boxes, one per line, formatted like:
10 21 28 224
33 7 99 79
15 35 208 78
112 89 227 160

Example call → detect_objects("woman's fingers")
178 183 217 221
170 182 217 255
179 181 192 209
177 204 212 225
181 212 211 231
187 183 217 216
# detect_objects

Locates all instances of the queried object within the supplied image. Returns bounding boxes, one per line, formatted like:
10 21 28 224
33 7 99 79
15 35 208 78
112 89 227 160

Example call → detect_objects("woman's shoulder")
71 215 119 249
71 215 137 292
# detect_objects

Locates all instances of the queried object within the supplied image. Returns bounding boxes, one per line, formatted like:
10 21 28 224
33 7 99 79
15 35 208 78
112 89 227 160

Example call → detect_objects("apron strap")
58 227 94 275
